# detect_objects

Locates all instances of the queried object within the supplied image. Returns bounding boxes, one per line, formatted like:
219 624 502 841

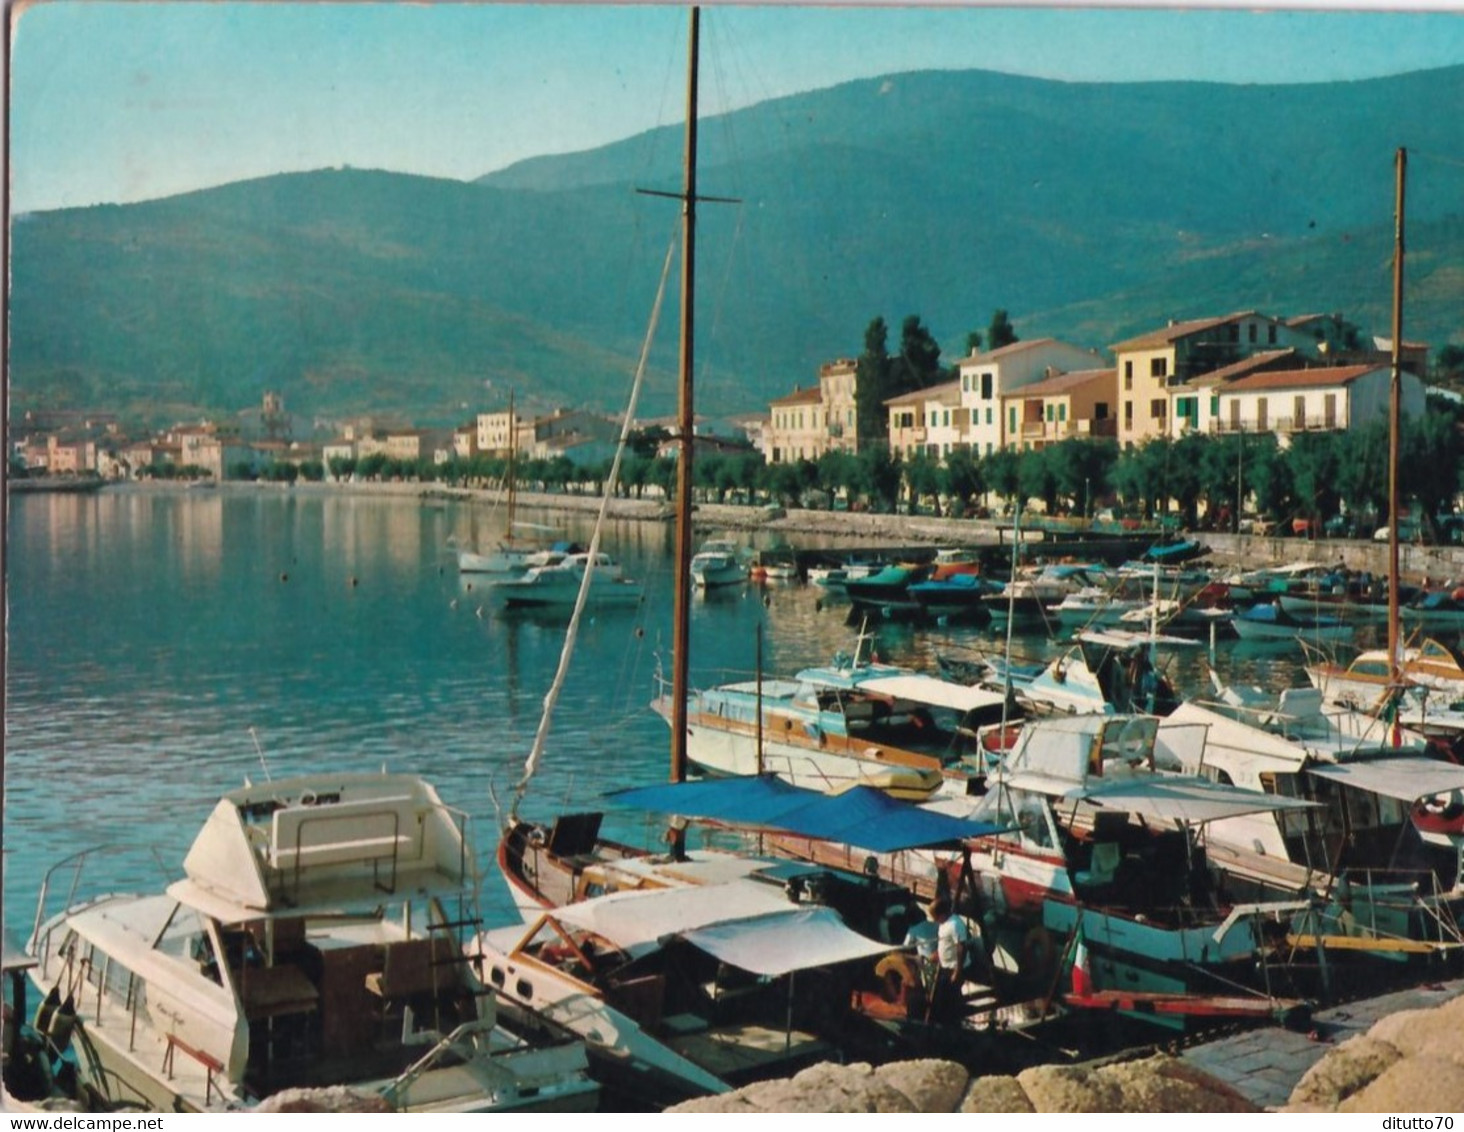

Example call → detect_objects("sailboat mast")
1387 147 1406 684
670 6 700 783
506 388 517 538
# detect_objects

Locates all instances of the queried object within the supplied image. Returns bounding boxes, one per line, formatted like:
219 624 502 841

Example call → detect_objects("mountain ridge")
10 64 1463 430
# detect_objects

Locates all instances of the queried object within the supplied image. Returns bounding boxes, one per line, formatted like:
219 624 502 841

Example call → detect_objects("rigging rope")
507 224 680 825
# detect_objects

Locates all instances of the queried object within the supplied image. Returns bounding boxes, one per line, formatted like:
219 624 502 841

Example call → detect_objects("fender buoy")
48 996 77 1054
33 986 60 1035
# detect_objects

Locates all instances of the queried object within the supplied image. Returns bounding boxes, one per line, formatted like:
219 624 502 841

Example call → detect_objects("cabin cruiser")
25 773 597 1113
946 714 1325 1025
775 713 1323 1029
689 538 750 589
491 550 644 610
649 631 1016 798
1166 679 1464 950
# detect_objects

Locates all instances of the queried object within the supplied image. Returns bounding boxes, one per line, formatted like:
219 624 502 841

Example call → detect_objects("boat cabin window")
153 904 220 977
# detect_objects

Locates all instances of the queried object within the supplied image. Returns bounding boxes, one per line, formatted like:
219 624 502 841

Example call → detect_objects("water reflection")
2 490 1435 937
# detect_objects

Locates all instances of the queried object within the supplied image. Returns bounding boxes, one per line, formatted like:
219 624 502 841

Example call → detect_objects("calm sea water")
3 487 1321 939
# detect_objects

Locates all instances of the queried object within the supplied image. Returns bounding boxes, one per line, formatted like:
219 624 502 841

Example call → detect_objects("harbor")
7 482 1464 1112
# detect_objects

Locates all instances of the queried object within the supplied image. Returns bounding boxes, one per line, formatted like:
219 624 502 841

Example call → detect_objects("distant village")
11 308 1442 495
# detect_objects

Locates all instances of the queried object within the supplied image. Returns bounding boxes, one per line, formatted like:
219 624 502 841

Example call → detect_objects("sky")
9 0 1464 214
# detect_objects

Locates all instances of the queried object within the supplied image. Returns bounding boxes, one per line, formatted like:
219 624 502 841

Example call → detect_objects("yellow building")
1110 312 1319 448
999 368 1117 451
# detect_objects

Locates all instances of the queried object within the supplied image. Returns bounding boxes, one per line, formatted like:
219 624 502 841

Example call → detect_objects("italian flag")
1070 925 1093 997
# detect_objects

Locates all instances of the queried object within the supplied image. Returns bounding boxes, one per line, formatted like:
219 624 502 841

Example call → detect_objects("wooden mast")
1387 147 1406 691
505 388 517 541
670 6 700 783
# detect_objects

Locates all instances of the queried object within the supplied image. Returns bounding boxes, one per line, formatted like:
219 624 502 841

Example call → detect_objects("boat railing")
29 843 171 962
379 1016 506 1109
1335 867 1464 950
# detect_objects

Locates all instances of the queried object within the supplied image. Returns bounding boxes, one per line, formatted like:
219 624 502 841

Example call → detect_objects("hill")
10 65 1464 430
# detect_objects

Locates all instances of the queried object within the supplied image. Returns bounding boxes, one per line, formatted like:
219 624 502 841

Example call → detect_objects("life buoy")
874 952 923 1003
1019 925 1057 983
877 902 908 944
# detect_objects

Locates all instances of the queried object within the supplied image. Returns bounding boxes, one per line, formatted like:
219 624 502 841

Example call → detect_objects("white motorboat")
26 773 598 1114
492 550 644 610
649 630 1012 797
689 538 749 589
1166 680 1464 950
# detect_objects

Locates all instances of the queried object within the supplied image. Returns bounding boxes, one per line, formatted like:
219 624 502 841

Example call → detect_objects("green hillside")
10 66 1464 430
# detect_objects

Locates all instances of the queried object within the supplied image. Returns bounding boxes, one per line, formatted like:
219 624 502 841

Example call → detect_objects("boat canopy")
541 878 892 977
608 777 1003 851
1306 757 1464 802
1068 776 1320 824
854 673 1008 713
682 906 892 976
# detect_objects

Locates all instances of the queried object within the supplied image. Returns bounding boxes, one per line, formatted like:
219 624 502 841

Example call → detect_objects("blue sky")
11 1 1464 214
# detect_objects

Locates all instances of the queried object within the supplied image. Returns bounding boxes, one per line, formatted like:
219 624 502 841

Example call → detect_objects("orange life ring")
874 951 923 1003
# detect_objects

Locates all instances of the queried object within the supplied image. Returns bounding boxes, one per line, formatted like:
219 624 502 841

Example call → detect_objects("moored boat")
1230 601 1352 644
491 550 644 610
25 773 598 1113
689 537 750 589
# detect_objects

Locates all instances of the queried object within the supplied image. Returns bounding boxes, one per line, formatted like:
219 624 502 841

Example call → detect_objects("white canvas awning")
1307 757 1464 802
682 906 892 976
549 881 798 955
855 674 1006 713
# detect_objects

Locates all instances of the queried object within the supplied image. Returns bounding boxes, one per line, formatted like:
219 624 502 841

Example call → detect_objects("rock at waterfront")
872 1059 971 1113
668 1062 918 1114
1101 1055 1257 1114
959 1074 1035 1113
1339 1056 1464 1115
1285 1035 1403 1110
1365 993 1464 1065
1015 1063 1126 1112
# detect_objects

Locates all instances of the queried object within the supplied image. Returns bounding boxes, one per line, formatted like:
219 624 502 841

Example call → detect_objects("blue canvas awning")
607 776 1001 852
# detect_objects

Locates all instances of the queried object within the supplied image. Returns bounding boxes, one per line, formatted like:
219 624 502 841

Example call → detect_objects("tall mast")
506 388 517 538
1387 147 1406 688
669 6 700 783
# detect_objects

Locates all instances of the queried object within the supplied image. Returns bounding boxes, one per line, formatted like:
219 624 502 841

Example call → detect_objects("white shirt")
936 915 970 972
903 920 938 960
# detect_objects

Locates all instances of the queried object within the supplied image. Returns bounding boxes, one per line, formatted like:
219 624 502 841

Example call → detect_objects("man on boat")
901 904 940 996
928 897 970 1024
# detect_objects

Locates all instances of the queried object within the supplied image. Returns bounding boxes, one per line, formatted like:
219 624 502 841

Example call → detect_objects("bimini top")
1307 757 1464 803
170 772 478 919
609 776 1003 852
538 879 892 975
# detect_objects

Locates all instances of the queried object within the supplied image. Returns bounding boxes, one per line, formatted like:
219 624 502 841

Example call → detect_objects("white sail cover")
682 906 892 976
1307 757 1464 802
